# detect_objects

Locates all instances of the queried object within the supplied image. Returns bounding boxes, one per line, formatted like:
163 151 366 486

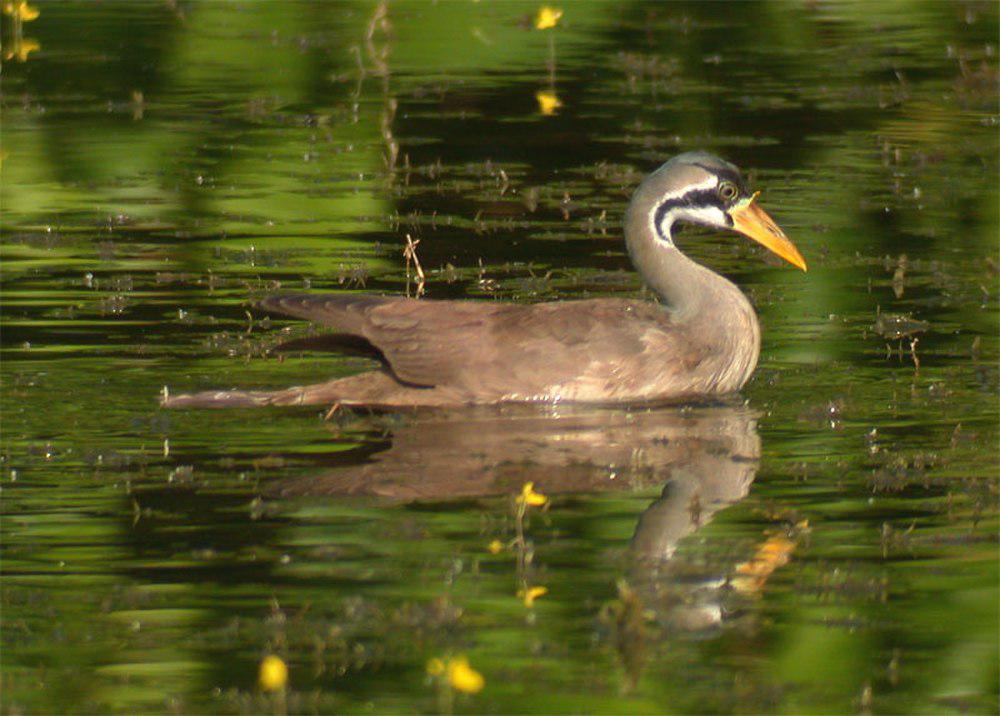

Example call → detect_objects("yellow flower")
258 654 288 692
518 585 548 607
3 37 39 62
487 539 504 554
517 482 547 507
446 656 485 694
535 90 562 116
2 1 39 20
428 655 485 694
534 5 562 30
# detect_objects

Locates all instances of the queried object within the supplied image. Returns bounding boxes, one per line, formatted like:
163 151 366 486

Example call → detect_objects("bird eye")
718 181 739 202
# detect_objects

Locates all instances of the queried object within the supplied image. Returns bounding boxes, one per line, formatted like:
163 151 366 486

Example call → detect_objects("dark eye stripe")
652 188 727 241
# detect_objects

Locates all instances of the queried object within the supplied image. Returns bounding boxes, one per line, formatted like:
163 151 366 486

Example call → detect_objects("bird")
162 152 806 409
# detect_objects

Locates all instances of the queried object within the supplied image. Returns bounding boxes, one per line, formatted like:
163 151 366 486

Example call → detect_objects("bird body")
163 153 804 409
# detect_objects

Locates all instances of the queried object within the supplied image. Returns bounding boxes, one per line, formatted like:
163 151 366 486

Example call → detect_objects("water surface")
2 1 997 713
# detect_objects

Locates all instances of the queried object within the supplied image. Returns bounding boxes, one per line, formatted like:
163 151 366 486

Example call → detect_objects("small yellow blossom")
517 482 547 507
258 654 288 692
487 539 504 554
428 655 485 694
535 90 562 116
518 585 548 607
447 656 485 694
3 1 39 20
3 37 39 62
534 6 562 30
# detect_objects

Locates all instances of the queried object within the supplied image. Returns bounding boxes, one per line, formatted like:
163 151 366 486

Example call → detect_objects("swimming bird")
163 152 806 409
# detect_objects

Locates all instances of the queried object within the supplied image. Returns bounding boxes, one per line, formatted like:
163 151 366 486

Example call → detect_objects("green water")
2 1 997 713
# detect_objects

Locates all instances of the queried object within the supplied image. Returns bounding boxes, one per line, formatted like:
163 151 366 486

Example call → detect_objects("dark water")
2 1 997 713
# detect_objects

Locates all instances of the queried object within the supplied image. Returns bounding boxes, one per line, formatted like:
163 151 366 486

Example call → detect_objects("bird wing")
258 294 692 399
258 294 498 387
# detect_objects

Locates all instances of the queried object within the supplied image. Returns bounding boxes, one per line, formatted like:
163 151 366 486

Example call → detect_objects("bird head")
629 152 807 271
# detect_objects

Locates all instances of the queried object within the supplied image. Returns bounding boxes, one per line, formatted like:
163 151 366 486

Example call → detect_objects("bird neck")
626 222 755 329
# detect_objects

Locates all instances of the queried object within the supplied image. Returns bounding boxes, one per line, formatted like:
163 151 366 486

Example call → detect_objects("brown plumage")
269 403 759 505
163 152 805 409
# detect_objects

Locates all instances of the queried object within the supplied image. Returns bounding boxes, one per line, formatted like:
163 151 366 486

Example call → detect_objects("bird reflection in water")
276 403 764 647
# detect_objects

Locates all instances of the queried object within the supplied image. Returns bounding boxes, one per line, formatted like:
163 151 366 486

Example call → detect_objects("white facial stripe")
680 205 727 227
648 175 720 246
658 206 727 244
657 207 678 246
660 175 719 201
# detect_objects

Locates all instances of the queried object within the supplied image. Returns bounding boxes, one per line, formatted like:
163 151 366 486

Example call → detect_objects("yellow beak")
729 192 807 271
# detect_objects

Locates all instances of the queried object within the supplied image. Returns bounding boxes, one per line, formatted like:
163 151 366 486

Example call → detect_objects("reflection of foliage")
2 0 40 61
599 580 647 693
2 34 38 61
3 0 40 21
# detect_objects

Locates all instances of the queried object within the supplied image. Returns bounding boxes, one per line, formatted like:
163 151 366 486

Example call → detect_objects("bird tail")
257 294 404 334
